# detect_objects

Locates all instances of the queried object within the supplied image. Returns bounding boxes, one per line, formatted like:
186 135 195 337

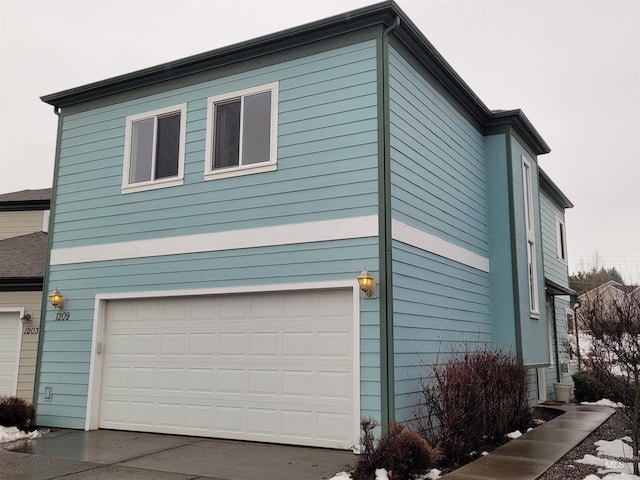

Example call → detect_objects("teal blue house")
37 1 574 450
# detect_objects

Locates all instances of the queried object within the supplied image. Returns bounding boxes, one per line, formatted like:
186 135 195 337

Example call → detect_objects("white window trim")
555 216 568 263
523 156 539 315
204 82 278 181
122 104 187 194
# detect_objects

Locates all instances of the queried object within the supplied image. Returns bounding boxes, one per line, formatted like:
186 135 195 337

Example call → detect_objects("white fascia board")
392 219 490 273
52 215 378 265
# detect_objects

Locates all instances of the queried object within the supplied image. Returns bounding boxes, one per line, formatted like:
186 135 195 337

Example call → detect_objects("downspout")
551 296 561 382
33 105 62 409
378 15 400 427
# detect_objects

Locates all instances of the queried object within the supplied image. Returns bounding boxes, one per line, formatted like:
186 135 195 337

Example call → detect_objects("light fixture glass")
357 269 375 297
49 289 65 309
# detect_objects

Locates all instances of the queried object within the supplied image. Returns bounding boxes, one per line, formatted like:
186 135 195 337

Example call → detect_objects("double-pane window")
205 83 278 179
123 104 186 192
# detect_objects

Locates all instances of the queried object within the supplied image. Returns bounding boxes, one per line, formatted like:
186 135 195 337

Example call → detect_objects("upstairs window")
522 157 539 315
556 217 568 262
205 83 278 180
123 104 186 193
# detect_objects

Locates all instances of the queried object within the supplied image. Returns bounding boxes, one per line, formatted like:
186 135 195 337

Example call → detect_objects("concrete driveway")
0 428 354 480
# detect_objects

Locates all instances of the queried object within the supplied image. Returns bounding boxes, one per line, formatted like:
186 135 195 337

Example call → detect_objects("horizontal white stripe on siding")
50 216 379 265
392 220 490 273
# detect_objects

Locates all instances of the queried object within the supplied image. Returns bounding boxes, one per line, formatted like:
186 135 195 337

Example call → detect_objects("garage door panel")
99 290 354 448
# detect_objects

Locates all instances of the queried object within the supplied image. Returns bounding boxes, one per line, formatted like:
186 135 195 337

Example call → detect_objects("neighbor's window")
556 217 567 262
523 157 539 314
123 104 186 193
204 83 278 180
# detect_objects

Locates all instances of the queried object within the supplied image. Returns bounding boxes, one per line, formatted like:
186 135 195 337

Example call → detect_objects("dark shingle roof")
0 188 52 211
0 232 48 278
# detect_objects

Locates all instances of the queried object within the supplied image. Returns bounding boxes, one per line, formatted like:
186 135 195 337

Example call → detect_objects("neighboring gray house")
0 188 51 400
36 2 575 450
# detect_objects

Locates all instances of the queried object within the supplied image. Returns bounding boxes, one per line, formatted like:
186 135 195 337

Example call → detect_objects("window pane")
214 100 241 169
242 91 271 165
130 118 154 183
156 113 180 179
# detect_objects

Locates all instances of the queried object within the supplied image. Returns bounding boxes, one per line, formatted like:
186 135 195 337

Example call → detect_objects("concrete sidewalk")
0 428 354 480
0 404 614 480
442 404 615 480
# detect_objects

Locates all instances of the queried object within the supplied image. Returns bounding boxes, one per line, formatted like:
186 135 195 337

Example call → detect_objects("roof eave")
487 109 550 156
539 167 574 209
41 1 400 108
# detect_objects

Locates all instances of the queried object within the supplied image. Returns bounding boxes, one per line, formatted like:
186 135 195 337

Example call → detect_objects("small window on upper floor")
204 83 278 180
122 104 186 193
556 217 568 262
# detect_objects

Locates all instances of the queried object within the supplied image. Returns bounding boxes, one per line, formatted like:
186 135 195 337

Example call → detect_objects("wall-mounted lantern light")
20 312 32 324
49 289 65 310
357 269 375 297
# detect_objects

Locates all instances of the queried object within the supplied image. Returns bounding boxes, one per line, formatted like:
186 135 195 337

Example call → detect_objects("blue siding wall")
38 40 383 428
387 46 492 422
485 134 517 350
52 41 379 248
392 243 492 422
540 192 569 286
388 48 488 258
540 190 575 396
510 138 549 367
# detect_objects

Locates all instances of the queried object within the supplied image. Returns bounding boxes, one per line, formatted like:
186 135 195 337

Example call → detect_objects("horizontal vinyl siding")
51 40 379 250
388 47 488 258
540 192 569 286
391 241 492 422
37 238 381 427
0 211 47 240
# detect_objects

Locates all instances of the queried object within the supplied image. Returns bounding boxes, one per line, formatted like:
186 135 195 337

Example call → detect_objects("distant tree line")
570 266 625 295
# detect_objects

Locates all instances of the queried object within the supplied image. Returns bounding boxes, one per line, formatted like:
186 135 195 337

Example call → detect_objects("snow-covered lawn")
0 425 46 444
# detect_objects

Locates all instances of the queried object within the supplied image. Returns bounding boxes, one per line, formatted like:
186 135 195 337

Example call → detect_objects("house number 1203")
55 311 70 321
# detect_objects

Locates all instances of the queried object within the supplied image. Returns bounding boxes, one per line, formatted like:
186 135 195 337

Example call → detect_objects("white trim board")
51 215 379 265
392 220 490 273
50 216 489 273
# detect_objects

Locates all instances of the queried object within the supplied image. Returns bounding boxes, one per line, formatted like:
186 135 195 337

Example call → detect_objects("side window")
522 157 539 314
204 83 278 180
556 217 568 262
122 104 186 193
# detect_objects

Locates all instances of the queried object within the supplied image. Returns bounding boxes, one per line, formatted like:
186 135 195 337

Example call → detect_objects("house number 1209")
55 311 70 321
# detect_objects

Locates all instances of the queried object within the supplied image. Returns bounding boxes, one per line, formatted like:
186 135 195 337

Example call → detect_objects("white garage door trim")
86 281 360 449
0 308 25 396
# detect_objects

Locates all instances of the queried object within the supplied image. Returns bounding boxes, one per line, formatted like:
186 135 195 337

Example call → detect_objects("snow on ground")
581 399 625 408
328 468 442 480
576 433 640 480
0 425 45 443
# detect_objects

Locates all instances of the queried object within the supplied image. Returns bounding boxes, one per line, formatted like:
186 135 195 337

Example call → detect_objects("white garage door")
99 289 355 449
0 311 21 396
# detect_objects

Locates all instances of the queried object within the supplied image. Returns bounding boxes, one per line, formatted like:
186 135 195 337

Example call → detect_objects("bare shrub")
0 396 35 431
351 417 439 480
578 287 640 474
414 346 531 467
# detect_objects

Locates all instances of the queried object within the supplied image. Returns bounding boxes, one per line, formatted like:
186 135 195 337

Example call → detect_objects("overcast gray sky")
1 0 638 283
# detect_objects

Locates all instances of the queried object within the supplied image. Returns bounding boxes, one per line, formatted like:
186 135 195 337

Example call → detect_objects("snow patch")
0 425 45 444
506 430 523 439
581 399 625 408
328 468 442 480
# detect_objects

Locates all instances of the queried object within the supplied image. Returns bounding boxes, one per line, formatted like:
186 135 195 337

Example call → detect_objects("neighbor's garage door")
0 311 20 396
100 289 355 449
